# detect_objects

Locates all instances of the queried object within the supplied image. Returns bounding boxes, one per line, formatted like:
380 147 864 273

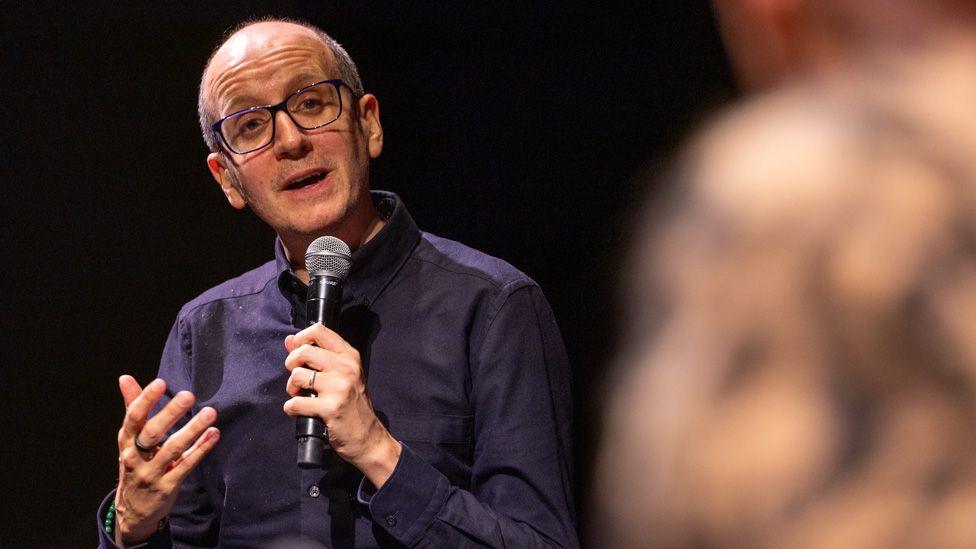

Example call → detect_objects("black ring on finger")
134 433 161 457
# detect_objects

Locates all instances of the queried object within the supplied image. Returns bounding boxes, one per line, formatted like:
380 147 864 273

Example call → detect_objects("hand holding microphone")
292 236 351 468
284 236 401 482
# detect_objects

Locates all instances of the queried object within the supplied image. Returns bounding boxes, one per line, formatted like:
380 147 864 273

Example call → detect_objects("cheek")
233 158 283 197
327 141 371 186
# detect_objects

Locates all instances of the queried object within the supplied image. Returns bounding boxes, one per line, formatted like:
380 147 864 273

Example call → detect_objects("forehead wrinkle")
206 32 338 118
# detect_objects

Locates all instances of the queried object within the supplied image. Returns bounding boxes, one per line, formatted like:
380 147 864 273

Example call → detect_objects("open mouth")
285 171 328 191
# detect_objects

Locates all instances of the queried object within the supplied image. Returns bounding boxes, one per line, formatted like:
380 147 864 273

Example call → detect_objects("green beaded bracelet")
104 500 116 535
104 501 169 538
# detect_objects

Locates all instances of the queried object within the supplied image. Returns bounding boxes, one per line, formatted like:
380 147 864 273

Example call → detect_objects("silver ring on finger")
134 433 161 459
306 370 317 391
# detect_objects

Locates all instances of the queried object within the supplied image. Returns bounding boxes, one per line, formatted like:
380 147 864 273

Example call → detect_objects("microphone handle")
297 275 342 468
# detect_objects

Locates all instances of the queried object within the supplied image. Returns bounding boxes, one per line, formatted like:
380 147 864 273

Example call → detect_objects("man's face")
205 23 383 241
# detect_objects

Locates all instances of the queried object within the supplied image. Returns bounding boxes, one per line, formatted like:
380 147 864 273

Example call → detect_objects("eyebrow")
284 72 329 92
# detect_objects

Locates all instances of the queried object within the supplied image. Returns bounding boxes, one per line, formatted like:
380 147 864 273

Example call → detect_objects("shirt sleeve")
96 316 220 548
357 283 579 548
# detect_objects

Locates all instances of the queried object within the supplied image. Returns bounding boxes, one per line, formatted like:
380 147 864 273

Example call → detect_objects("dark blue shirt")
98 191 578 548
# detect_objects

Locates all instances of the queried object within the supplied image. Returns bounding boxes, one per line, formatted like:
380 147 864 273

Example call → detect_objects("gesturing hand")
282 323 401 487
114 376 220 546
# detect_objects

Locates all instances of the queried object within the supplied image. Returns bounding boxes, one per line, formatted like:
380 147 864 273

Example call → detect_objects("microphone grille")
305 236 352 280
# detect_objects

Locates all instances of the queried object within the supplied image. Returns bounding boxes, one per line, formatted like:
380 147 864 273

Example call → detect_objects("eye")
229 112 269 136
296 97 324 112
242 118 263 131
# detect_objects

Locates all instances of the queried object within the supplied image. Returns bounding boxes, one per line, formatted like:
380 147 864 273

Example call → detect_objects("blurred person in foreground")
711 0 976 90
596 1 976 548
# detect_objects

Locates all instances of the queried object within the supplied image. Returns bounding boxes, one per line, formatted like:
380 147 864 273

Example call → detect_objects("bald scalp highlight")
198 17 365 153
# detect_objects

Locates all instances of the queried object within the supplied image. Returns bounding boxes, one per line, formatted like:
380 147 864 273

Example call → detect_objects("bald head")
198 18 364 152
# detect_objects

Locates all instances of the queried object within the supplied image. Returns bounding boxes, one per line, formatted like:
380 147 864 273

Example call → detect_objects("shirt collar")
275 190 421 307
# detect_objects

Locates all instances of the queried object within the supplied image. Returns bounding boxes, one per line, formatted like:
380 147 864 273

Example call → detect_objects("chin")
265 190 364 239
290 210 350 237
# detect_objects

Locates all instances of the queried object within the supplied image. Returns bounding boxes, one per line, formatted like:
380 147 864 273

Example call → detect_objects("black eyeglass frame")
210 79 355 155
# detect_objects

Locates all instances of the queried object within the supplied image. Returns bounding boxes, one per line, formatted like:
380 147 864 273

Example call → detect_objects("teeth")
292 172 322 186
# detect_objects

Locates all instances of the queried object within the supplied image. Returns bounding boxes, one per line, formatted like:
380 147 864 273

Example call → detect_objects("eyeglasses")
211 79 353 155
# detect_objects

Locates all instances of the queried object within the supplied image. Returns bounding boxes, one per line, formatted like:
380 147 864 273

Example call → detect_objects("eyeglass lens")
220 82 342 153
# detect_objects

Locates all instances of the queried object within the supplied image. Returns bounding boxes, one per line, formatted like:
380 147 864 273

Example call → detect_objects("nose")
272 110 310 159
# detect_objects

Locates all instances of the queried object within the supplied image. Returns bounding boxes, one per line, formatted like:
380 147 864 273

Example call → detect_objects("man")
98 18 577 548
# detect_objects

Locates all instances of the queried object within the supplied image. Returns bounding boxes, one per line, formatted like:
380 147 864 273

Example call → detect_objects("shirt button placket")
299 470 328 542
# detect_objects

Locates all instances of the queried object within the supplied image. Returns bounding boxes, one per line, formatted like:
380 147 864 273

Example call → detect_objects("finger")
292 322 355 354
286 345 362 384
283 394 339 419
284 343 354 375
167 426 221 482
121 378 167 439
155 406 217 473
288 368 356 399
284 333 296 352
119 375 143 409
286 366 326 397
285 343 326 373
138 390 196 448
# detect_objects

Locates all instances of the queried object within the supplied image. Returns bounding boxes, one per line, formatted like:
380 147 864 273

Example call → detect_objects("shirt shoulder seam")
406 256 534 291
482 282 537 339
178 274 280 320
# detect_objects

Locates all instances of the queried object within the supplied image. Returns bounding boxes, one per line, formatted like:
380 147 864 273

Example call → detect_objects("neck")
281 202 386 285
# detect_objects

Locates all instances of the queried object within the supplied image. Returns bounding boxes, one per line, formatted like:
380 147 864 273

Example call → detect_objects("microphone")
297 236 352 468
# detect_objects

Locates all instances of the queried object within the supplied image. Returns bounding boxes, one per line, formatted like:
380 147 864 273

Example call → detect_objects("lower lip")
284 173 331 196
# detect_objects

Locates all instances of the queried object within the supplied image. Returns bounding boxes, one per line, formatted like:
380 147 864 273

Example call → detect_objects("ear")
357 94 384 159
207 152 246 209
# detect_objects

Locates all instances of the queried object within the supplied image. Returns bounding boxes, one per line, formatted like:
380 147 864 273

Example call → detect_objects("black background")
2 3 733 545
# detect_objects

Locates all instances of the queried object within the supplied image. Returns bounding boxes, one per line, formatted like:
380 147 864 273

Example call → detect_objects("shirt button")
385 514 397 527
308 485 320 498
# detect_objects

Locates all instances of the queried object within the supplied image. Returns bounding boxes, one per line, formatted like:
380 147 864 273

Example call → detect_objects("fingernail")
149 378 164 391
176 392 193 405
200 407 216 421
